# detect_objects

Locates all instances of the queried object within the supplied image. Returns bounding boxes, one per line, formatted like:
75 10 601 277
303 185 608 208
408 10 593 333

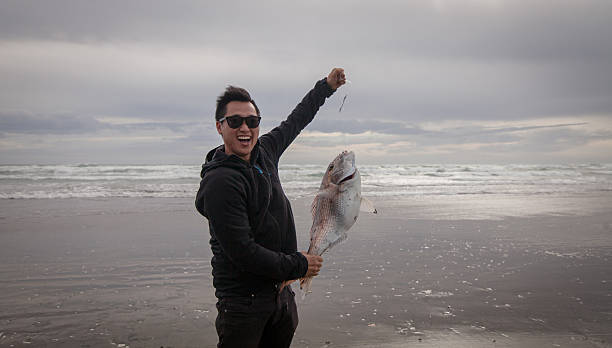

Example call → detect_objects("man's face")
216 101 260 162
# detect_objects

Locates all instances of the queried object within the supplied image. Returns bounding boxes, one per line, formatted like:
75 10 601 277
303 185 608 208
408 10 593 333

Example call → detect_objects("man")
195 68 346 347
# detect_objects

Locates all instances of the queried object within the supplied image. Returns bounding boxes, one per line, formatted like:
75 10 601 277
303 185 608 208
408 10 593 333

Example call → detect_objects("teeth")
238 136 250 140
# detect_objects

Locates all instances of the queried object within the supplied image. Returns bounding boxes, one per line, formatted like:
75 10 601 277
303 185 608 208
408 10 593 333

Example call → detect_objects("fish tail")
300 276 314 300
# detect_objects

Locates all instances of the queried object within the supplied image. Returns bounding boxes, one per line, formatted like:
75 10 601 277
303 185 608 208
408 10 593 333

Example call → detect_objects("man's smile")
237 135 251 145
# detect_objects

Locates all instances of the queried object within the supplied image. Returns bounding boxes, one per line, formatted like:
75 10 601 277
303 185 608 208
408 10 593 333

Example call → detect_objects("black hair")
215 86 260 121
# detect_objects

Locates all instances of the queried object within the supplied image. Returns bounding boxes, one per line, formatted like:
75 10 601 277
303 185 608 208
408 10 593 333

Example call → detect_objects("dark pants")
215 286 299 348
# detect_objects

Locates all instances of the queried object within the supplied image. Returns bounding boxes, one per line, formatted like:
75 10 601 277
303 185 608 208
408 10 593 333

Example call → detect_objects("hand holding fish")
327 68 346 90
301 251 323 277
278 253 323 292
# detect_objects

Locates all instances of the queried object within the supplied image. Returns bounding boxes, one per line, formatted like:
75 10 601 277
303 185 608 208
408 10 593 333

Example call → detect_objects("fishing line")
338 80 351 113
339 80 351 148
338 95 347 112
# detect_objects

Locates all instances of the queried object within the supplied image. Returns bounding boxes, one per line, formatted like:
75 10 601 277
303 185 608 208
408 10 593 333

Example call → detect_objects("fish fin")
360 197 377 214
319 232 348 255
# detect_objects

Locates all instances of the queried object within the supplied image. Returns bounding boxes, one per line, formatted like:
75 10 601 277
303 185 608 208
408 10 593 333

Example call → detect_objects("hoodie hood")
200 141 261 179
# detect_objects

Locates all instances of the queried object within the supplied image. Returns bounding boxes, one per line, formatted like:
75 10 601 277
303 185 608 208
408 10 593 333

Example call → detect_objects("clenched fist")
327 68 346 90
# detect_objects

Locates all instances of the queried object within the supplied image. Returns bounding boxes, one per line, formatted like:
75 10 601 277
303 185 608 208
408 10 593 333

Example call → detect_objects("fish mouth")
338 168 356 184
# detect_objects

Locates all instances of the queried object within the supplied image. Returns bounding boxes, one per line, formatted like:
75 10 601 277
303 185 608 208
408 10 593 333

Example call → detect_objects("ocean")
1 163 611 200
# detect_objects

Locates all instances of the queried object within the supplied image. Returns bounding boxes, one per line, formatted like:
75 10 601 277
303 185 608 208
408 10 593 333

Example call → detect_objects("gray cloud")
2 1 610 61
0 111 198 135
2 0 612 122
307 118 428 135
0 111 104 134
413 122 598 148
1 0 611 163
441 123 590 140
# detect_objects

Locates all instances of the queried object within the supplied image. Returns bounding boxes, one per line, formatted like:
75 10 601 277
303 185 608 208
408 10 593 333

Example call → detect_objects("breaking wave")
1 163 611 199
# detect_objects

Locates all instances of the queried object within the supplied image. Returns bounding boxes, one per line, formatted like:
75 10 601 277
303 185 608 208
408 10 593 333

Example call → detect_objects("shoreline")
1 197 611 347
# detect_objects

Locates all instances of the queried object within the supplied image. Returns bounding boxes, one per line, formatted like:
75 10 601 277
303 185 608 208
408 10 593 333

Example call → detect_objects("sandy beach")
1 195 611 347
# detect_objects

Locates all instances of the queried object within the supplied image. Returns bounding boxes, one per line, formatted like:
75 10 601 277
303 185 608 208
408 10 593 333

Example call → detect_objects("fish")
300 150 376 298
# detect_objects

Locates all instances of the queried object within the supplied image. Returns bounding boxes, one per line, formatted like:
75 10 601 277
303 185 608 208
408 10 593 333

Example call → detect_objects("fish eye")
329 164 334 170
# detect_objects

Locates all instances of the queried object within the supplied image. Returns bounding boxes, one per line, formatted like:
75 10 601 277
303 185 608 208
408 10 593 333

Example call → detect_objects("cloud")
1 1 611 163
0 111 200 135
477 123 589 135
307 119 428 135
281 117 612 164
2 1 611 62
0 111 104 134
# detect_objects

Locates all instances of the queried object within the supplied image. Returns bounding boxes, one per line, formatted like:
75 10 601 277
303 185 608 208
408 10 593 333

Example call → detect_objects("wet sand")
1 196 611 347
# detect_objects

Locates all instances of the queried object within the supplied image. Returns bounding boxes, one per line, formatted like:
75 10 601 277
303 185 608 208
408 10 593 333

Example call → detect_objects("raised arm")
260 68 346 161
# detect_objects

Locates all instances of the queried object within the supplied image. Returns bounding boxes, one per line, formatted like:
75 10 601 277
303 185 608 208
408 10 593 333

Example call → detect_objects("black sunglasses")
218 115 261 129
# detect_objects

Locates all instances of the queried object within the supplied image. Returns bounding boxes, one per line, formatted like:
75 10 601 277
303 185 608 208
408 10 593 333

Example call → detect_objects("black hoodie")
195 78 335 297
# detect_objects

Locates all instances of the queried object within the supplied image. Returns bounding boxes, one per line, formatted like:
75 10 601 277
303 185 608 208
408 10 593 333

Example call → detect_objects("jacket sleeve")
201 171 308 281
260 77 335 162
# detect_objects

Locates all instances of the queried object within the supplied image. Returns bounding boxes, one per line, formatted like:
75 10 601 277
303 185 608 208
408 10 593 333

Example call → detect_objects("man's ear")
216 121 222 135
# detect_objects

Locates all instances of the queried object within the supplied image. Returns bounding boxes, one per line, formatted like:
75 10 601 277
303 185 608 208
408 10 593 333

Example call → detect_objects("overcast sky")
1 0 611 164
